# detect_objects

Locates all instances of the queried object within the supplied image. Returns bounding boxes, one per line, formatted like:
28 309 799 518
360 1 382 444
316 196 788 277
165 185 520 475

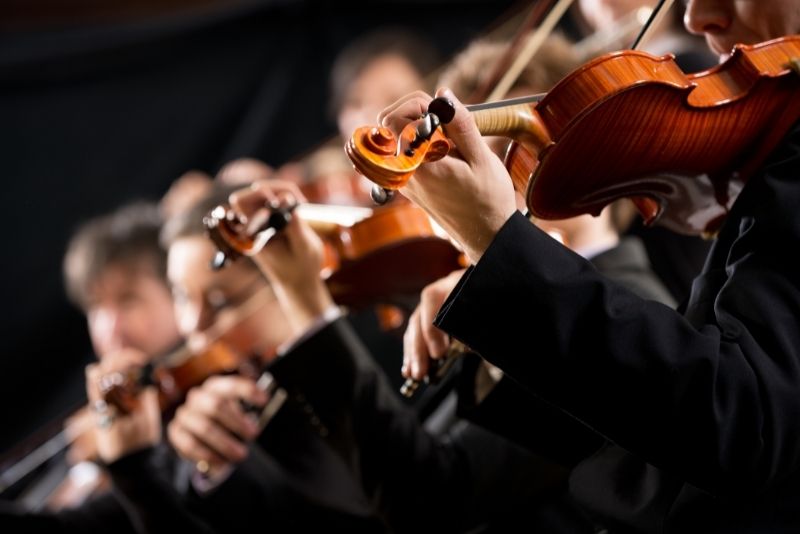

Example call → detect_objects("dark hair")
329 27 440 119
63 202 165 309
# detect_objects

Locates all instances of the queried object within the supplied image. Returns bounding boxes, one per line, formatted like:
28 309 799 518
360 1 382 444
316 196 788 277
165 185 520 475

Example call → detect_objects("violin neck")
470 102 552 152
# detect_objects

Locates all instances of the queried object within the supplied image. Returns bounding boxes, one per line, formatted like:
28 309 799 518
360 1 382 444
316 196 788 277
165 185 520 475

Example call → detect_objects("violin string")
573 7 653 60
468 0 558 103
630 0 675 51
486 0 577 101
465 93 545 112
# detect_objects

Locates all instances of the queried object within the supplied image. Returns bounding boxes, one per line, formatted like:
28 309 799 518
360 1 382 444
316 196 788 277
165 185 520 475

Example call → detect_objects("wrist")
463 207 517 263
274 278 335 335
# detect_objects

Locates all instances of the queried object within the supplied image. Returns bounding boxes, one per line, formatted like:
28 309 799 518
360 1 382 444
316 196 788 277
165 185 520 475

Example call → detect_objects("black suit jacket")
1 393 386 533
268 314 606 533
434 125 800 533
0 443 178 534
456 236 675 466
100 395 384 534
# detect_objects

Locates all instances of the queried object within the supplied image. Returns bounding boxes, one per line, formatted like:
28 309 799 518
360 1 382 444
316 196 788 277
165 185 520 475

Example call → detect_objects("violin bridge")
786 57 800 76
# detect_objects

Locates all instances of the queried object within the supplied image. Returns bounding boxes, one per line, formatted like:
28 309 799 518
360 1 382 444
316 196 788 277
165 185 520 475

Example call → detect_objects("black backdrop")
0 0 520 455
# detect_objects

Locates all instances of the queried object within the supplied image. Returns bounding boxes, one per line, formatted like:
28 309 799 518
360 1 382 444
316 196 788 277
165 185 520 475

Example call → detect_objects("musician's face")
685 0 800 59
167 236 290 356
86 263 180 362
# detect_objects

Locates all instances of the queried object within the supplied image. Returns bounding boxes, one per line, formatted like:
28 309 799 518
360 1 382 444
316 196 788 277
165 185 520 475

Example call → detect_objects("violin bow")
485 0 577 101
630 0 676 51
467 0 558 103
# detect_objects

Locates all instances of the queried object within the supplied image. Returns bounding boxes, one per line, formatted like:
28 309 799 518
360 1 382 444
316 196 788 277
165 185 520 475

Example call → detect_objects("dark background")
0 0 523 457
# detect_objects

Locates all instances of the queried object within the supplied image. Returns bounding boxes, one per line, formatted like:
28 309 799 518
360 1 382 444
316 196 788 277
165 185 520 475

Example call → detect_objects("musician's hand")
167 375 267 471
229 181 335 336
378 88 518 264
403 269 465 381
85 350 161 463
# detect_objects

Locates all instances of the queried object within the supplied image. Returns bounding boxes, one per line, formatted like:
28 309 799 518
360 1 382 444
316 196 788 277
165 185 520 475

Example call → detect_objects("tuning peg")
427 97 456 124
371 185 395 205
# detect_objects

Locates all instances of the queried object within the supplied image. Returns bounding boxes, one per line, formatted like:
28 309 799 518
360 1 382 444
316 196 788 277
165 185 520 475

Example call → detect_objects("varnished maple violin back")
524 36 800 232
347 36 800 234
204 200 464 309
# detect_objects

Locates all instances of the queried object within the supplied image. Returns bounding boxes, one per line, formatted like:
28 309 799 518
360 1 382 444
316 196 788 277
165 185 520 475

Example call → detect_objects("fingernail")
411 361 420 379
440 87 455 101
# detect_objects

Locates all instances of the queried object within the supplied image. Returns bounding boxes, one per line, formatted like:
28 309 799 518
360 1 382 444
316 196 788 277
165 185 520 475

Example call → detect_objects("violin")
0 337 256 505
347 36 800 235
204 200 467 397
99 286 274 415
98 342 249 415
203 200 465 310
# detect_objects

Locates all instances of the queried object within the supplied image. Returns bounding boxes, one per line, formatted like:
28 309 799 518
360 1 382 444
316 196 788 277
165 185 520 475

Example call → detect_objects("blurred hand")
167 375 267 472
85 349 161 463
228 180 335 336
378 88 518 264
402 269 465 381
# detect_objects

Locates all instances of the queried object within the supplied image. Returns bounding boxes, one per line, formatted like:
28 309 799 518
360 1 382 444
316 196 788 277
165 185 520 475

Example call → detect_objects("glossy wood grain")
347 36 800 233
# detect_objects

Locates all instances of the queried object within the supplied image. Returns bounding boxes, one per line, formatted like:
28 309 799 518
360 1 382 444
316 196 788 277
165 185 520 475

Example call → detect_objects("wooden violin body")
205 201 464 309
347 36 800 234
320 202 464 308
99 340 248 415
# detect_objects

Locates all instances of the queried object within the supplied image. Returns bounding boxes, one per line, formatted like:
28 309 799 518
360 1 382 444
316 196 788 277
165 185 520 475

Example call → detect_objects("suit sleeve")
106 448 216 534
0 453 201 534
268 318 472 531
268 317 573 532
434 175 800 498
0 493 137 534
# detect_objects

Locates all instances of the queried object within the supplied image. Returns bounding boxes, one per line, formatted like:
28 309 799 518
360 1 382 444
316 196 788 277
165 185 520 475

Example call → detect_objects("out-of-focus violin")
0 308 268 505
347 36 800 235
204 200 468 397
98 342 250 415
98 286 274 415
203 200 465 310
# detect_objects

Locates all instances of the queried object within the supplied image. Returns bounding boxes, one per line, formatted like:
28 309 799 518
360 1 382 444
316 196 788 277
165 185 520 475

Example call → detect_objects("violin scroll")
97 365 151 416
204 203 296 270
346 97 457 192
